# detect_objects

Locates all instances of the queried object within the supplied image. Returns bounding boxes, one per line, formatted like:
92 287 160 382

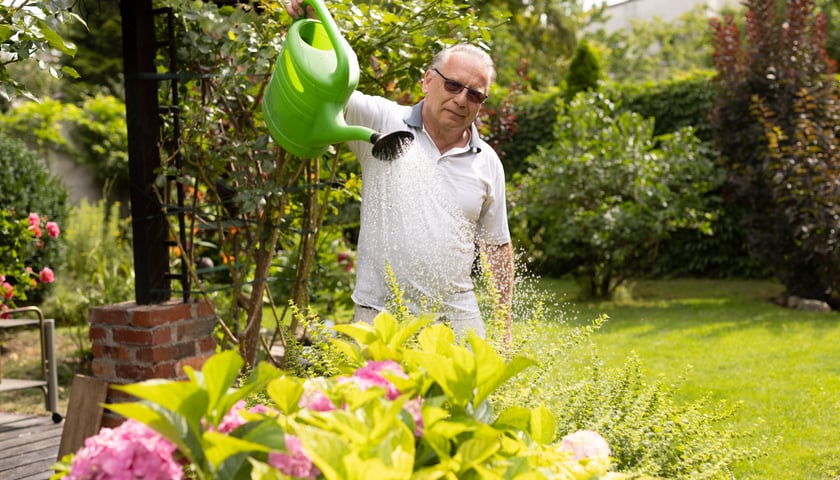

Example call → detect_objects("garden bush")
491 89 562 180
710 0 840 302
0 132 69 302
616 74 715 143
0 94 128 195
613 76 771 279
510 91 723 298
53 303 761 480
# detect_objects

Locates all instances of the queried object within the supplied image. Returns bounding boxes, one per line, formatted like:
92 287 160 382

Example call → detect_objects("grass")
532 277 840 480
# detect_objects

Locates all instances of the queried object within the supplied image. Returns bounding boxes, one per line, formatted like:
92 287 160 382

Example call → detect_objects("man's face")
421 52 491 134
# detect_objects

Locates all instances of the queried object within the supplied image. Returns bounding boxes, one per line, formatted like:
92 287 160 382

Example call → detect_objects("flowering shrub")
0 210 60 313
54 313 632 480
63 419 183 480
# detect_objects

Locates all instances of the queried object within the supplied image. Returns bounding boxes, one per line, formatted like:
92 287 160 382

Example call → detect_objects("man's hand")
284 0 313 20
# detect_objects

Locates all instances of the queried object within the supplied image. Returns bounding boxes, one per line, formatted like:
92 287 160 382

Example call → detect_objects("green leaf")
61 65 80 79
266 376 304 414
35 20 76 56
529 405 556 446
452 436 501 474
293 423 349 480
0 26 12 42
494 405 532 432
184 350 247 425
105 401 205 467
204 430 270 471
113 379 209 427
216 361 282 422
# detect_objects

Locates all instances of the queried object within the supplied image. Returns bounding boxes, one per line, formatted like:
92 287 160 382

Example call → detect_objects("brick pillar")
89 300 217 427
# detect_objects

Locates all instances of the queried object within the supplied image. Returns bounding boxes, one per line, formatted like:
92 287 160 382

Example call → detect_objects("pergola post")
121 0 171 305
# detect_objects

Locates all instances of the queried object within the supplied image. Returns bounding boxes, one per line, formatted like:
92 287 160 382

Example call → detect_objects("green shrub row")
501 75 770 281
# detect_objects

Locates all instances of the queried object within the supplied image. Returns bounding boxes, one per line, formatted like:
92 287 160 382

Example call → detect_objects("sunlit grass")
532 277 840 479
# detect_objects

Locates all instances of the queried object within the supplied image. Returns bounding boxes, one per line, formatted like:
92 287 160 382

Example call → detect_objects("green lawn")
532 278 840 479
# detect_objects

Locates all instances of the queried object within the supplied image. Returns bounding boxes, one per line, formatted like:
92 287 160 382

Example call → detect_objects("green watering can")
263 0 413 160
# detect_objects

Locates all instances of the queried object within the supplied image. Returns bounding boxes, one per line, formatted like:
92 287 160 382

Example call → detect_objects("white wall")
590 0 730 34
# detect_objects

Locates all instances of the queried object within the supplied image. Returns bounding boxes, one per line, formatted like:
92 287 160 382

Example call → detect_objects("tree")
510 92 722 299
156 0 494 367
0 1 82 101
710 0 840 303
565 39 600 100
469 0 585 88
586 4 722 84
60 1 124 101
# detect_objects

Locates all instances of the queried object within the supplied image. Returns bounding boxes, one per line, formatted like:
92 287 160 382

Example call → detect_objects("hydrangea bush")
53 313 641 480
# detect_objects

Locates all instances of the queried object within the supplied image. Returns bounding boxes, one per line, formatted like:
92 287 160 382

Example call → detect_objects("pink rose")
1 282 13 299
46 221 60 238
39 267 55 284
28 212 40 227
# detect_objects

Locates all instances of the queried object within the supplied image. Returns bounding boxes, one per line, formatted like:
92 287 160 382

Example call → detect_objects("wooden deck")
0 412 63 480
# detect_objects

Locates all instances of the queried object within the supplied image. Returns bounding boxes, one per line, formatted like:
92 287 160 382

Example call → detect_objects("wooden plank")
57 375 109 459
0 423 61 450
0 413 61 480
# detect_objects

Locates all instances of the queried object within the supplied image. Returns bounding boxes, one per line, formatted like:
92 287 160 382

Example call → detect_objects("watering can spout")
262 0 414 160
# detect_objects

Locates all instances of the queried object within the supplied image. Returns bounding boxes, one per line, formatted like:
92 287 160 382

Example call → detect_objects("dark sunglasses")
432 68 488 104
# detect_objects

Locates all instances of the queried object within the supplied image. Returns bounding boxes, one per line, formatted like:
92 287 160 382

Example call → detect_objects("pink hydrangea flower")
560 430 611 461
67 419 183 480
39 267 55 284
349 360 407 400
216 400 277 433
46 221 60 238
404 397 425 437
268 434 320 479
299 380 337 412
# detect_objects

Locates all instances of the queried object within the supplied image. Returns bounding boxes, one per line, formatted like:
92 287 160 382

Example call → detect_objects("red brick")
112 327 151 345
100 412 126 430
106 387 136 403
99 345 131 361
174 341 196 358
134 345 177 363
130 301 193 327
115 361 176 381
89 325 110 342
176 317 215 340
91 359 115 379
177 353 213 377
198 336 218 354
89 303 133 326
193 300 215 318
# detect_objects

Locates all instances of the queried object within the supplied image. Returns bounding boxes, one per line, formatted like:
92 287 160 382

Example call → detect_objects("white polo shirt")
345 91 510 326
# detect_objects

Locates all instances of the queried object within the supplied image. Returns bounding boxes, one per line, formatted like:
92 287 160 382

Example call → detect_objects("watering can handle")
300 0 351 84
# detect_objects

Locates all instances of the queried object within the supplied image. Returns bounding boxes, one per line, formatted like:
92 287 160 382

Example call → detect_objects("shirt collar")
406 100 483 153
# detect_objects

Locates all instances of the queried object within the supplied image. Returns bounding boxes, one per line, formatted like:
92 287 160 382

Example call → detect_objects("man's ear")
421 70 431 94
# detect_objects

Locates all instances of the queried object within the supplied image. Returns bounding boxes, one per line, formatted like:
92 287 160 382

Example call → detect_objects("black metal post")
121 0 171 304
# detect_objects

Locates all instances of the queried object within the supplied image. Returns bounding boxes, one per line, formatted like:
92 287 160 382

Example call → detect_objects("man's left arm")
485 241 514 336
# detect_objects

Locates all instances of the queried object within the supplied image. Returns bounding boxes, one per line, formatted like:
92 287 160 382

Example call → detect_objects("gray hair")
429 44 496 84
